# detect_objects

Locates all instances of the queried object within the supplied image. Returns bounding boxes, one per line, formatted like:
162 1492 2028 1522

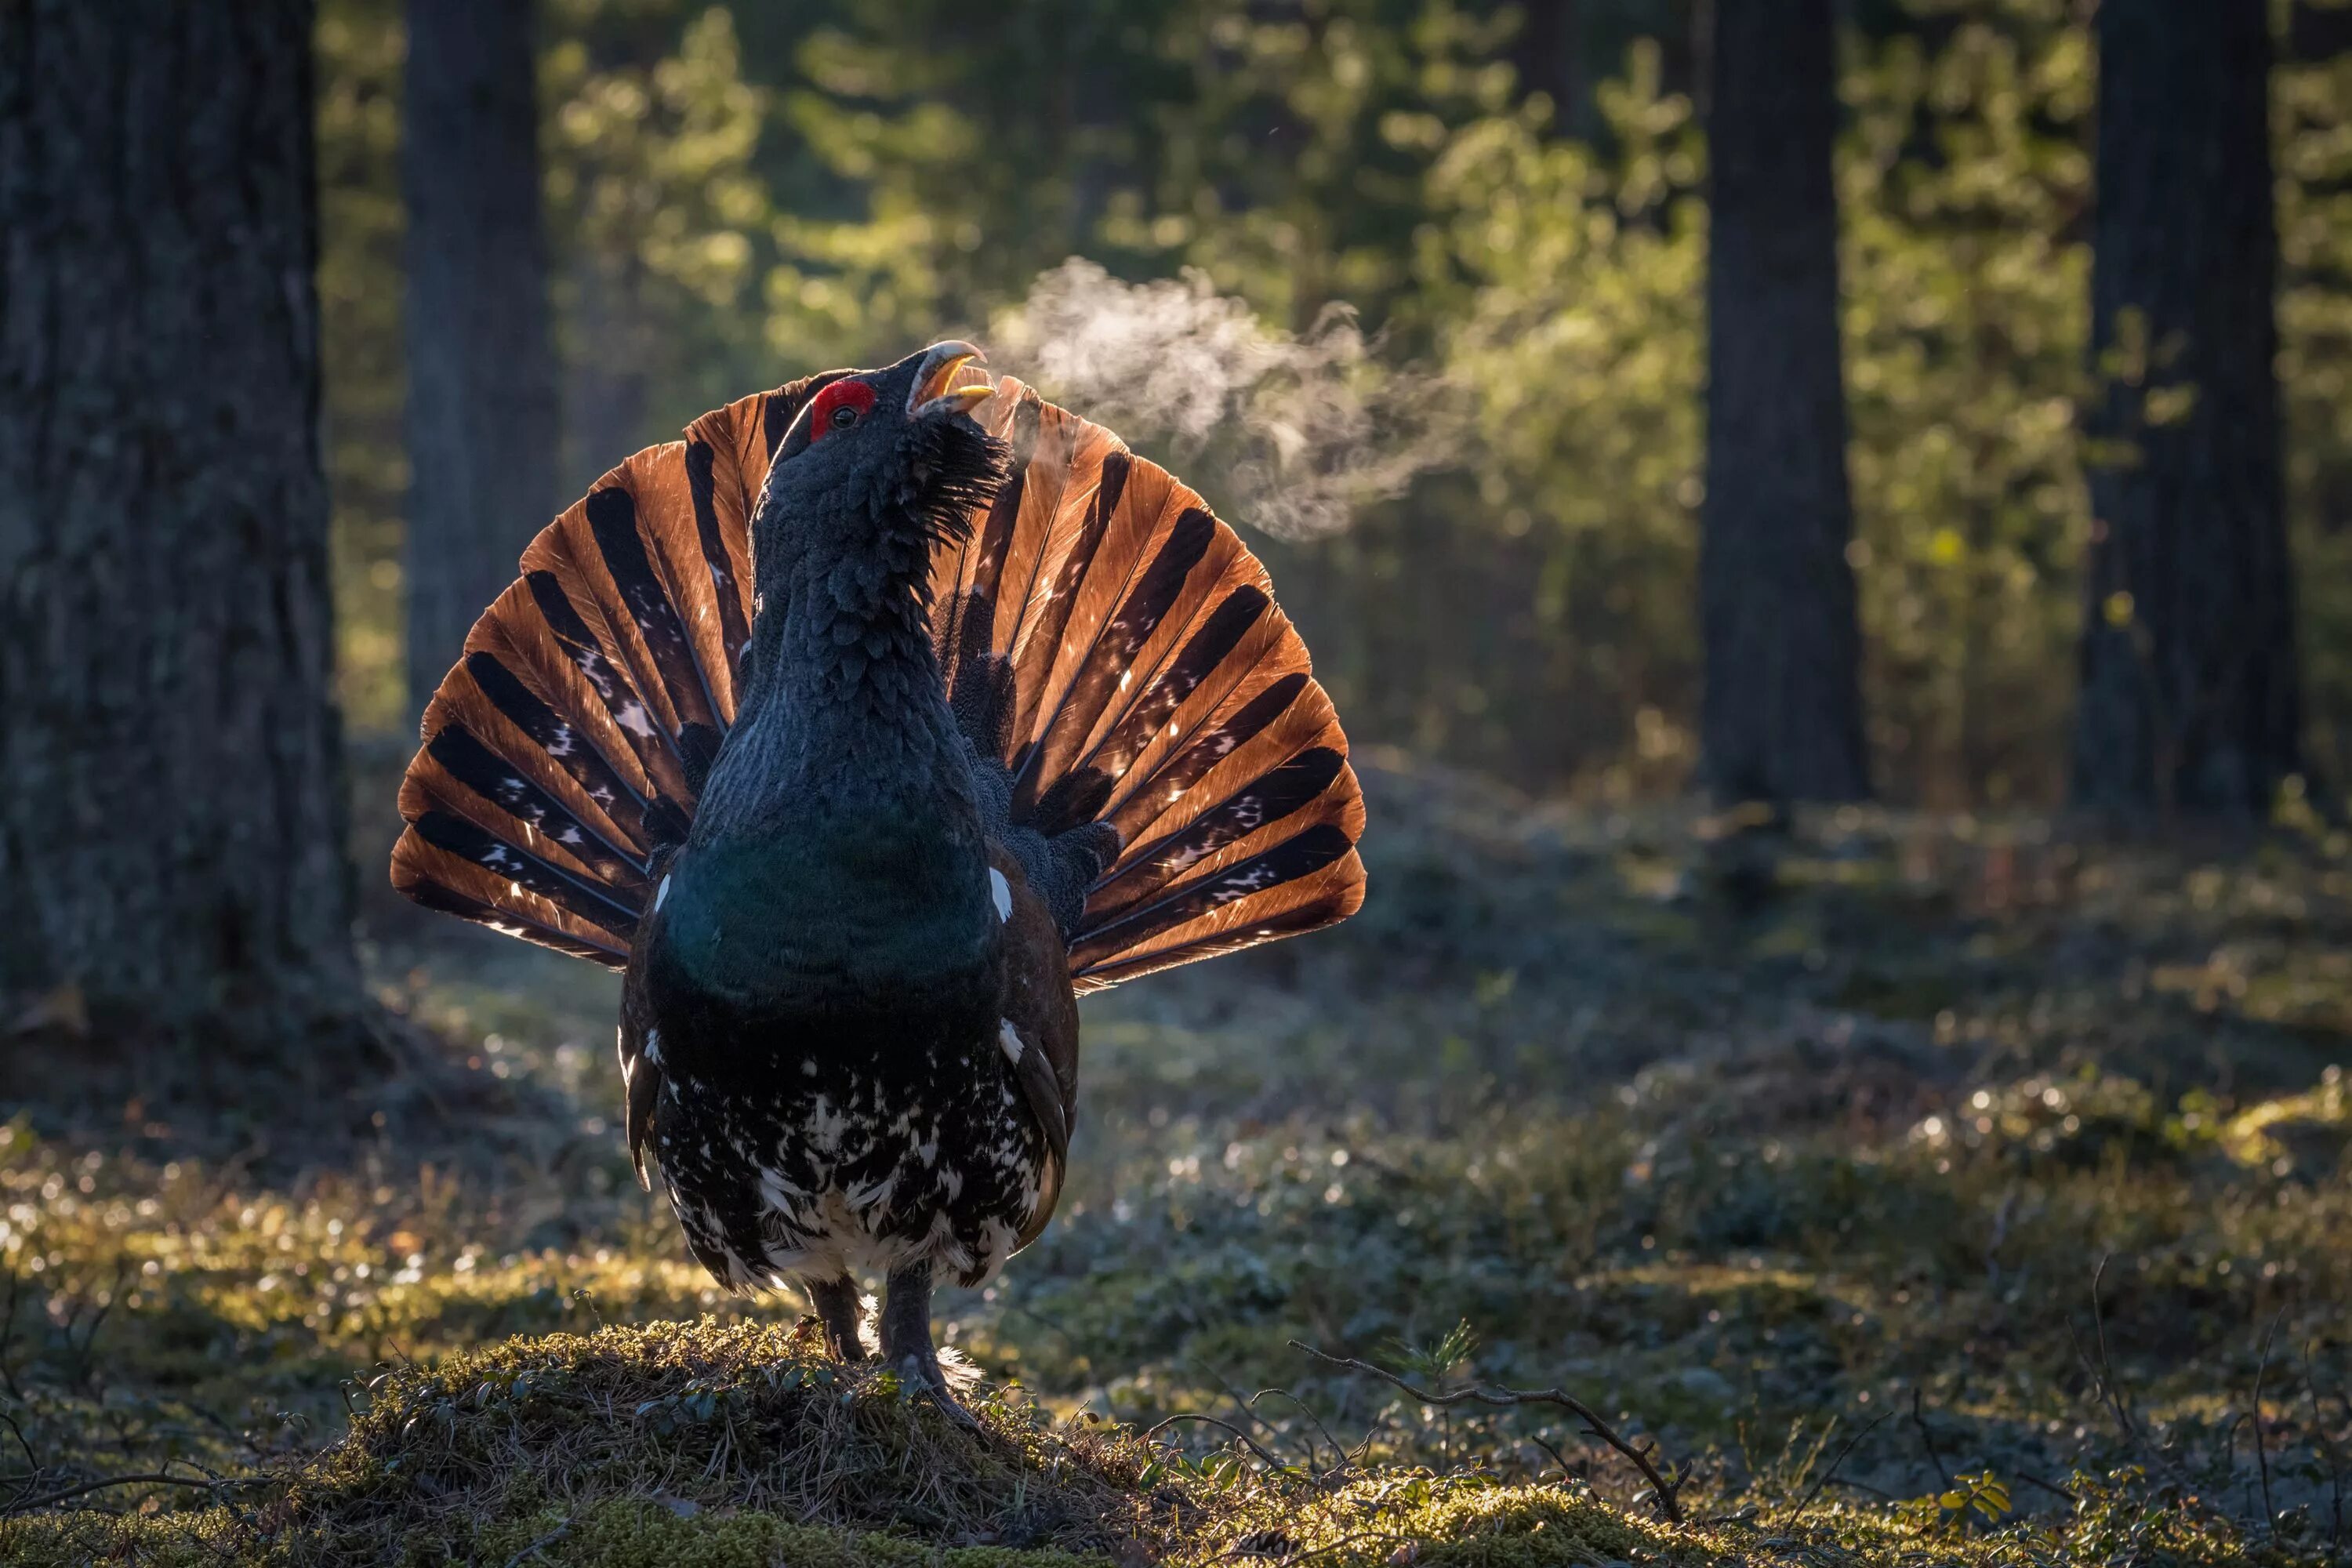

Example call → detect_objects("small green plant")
1938 1470 2013 1526
1385 1320 1479 1384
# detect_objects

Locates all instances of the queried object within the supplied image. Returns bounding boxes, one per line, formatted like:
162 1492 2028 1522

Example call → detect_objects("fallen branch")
1245 1385 1348 1478
1288 1339 1685 1524
0 1409 42 1491
1143 1412 1290 1473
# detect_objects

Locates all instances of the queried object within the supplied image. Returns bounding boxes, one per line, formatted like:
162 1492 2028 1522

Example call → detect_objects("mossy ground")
2 758 2347 1563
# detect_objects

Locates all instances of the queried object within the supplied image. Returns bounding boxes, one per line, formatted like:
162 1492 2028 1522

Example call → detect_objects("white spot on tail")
989 867 1012 922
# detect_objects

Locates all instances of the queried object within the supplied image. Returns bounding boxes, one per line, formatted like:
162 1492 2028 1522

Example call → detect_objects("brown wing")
989 844 1078 1250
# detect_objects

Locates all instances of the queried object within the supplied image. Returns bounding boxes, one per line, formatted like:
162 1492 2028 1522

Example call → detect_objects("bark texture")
0 2 356 1035
2072 0 2299 817
401 0 560 715
1697 0 1871 803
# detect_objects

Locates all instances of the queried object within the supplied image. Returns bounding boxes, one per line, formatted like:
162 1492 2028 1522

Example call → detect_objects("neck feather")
694 510 964 841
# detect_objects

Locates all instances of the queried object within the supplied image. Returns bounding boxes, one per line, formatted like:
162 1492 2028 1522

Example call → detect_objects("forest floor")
2 753 2349 1565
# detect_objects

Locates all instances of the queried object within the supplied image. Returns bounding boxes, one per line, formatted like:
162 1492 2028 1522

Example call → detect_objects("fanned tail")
390 375 838 967
934 380 1367 991
392 368 1365 987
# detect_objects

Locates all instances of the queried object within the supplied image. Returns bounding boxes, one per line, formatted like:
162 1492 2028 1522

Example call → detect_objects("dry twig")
1143 1413 1289 1473
1247 1386 1348 1478
1779 1413 1887 1526
1909 1385 1951 1490
2303 1339 2345 1549
2252 1311 2281 1536
1288 1339 1684 1524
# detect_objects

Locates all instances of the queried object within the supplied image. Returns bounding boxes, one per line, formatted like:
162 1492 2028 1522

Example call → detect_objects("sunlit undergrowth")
0 1319 2303 1567
2 760 2349 1563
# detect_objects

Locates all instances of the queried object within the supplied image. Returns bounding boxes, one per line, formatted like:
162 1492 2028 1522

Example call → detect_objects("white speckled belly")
654 1033 1046 1291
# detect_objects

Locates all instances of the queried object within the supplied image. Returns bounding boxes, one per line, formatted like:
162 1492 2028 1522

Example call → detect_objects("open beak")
909 340 995 419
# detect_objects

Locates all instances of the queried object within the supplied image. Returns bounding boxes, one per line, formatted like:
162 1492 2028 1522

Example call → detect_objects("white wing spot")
989 867 1012 923
998 1019 1025 1066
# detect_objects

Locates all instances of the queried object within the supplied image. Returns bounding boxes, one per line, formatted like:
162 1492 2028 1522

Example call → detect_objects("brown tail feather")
949 379 1366 987
391 367 1364 984
391 374 840 964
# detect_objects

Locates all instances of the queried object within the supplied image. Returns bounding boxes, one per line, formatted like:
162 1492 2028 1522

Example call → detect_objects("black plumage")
393 342 1365 1410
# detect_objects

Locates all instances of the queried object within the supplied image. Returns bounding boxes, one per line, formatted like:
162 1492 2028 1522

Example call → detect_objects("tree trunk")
2072 0 2299 818
401 0 559 716
2291 0 2352 64
1511 0 1582 130
0 2 356 1041
1697 0 1871 803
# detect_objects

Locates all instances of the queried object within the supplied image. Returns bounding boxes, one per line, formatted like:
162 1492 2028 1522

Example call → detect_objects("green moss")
0 1499 1116 1568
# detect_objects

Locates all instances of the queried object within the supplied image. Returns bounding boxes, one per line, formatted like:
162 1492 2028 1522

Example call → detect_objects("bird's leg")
806 1274 869 1363
879 1258 975 1428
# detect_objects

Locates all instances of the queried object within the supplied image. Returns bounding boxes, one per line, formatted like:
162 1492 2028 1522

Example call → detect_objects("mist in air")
986 260 1457 541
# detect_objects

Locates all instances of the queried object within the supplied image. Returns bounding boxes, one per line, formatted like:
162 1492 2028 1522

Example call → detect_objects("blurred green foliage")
316 0 2352 804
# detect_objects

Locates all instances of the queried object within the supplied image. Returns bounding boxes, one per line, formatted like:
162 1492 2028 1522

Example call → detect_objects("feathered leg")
806 1274 868 1363
879 1258 974 1428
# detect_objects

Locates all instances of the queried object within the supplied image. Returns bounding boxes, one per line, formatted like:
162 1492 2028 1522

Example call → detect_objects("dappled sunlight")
5 769 2349 1560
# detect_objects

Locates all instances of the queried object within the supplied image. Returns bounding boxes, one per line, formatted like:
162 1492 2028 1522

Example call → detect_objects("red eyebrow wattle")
808 380 877 441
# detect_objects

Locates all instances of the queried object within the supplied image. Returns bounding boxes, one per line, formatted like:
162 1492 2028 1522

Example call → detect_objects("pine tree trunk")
2072 0 2299 818
1511 0 1582 130
401 0 559 715
0 2 357 1040
1697 0 1871 803
2291 0 2352 64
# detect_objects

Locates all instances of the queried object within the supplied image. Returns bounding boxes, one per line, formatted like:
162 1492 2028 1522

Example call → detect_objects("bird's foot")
805 1274 870 1363
878 1258 979 1431
890 1348 981 1430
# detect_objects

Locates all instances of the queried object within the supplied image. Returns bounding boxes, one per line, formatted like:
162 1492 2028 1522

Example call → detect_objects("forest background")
6 2 2352 1562
321 0 2352 811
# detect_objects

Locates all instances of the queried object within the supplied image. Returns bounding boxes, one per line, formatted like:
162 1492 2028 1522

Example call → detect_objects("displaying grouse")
391 342 1365 1410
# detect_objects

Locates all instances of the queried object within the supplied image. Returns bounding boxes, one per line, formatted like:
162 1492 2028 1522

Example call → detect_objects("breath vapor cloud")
987 260 1457 541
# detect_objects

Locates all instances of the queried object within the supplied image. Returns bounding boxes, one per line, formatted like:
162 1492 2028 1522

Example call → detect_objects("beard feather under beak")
902 412 1011 554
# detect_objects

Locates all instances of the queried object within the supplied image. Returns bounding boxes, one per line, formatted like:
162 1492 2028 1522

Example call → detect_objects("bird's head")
750 340 1007 590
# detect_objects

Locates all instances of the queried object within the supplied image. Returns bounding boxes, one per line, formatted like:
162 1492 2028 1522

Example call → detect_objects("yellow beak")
909 342 995 416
